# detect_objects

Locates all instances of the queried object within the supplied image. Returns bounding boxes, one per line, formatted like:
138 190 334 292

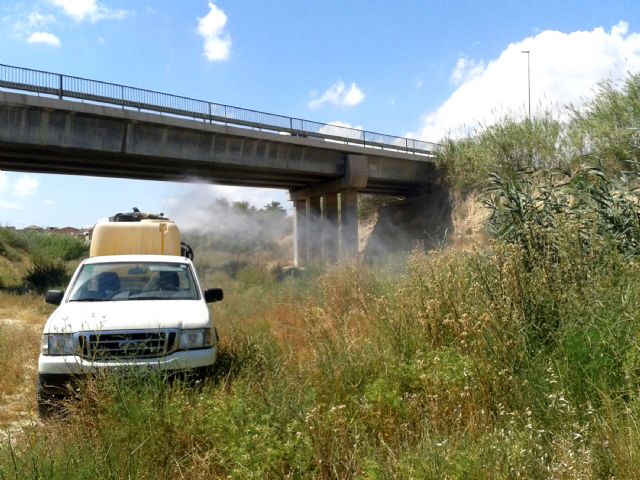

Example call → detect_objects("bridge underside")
0 91 441 264
0 145 425 195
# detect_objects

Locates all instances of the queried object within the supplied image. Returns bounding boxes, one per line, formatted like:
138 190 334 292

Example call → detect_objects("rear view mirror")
204 288 223 303
128 266 148 275
45 290 64 305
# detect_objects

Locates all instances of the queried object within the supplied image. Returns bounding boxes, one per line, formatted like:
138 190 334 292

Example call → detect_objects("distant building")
56 227 80 236
56 226 94 242
18 225 92 241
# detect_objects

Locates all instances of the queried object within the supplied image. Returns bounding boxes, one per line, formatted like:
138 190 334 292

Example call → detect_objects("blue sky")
1 0 639 227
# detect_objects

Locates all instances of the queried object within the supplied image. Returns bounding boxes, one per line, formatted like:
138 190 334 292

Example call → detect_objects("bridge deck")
0 63 437 159
0 91 438 196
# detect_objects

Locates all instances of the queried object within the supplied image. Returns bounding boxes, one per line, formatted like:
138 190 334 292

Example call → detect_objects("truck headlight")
179 328 213 350
42 333 77 356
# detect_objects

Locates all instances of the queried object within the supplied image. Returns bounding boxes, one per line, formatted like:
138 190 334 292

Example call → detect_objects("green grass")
0 229 88 263
0 228 88 291
2 243 640 478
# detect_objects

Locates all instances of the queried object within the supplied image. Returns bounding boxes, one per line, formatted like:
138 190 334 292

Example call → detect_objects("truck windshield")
68 262 200 301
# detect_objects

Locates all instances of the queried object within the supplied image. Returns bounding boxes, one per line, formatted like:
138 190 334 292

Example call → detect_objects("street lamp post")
521 50 531 121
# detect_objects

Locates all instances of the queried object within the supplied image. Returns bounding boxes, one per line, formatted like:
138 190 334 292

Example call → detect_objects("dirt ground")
0 311 46 441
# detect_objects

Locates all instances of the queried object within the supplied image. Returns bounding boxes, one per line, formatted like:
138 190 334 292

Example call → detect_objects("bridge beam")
289 154 369 200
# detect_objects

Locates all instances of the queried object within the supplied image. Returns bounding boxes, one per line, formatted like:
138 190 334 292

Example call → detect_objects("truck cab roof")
82 254 192 265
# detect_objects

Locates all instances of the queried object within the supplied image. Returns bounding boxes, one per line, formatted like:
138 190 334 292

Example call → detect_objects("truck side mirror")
204 288 223 303
45 290 64 305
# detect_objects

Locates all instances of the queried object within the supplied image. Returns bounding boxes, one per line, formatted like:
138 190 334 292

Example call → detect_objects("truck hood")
44 300 211 333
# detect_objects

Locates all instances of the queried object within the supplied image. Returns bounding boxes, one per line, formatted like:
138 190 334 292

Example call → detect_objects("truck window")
68 262 200 301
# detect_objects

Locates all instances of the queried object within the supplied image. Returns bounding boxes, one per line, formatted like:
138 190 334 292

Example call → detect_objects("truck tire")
36 378 64 419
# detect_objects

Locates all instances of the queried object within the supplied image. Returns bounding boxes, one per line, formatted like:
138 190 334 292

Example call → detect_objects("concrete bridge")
0 64 440 265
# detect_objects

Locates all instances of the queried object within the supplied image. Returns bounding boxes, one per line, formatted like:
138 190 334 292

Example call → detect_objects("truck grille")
78 330 178 360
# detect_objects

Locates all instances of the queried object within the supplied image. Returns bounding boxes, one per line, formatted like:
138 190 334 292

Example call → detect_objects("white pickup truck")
37 254 222 414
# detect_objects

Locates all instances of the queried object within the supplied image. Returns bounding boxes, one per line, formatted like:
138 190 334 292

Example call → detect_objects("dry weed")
0 323 40 428
0 292 50 326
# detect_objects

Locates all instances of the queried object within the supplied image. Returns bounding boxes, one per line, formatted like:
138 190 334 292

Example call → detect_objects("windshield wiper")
69 297 107 302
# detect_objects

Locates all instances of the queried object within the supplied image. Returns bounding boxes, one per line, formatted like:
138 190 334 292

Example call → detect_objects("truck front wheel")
36 379 63 419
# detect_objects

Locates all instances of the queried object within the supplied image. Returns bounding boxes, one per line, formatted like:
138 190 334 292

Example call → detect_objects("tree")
261 201 286 215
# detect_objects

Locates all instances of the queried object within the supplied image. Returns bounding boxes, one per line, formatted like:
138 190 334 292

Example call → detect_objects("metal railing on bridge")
0 63 437 157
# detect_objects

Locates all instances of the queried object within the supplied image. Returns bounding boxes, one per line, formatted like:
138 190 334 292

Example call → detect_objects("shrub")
569 73 640 173
26 232 88 261
484 166 640 259
0 228 27 261
0 228 88 264
436 112 564 193
23 259 69 293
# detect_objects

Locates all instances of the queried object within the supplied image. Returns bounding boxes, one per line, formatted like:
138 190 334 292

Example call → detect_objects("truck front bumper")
38 346 217 376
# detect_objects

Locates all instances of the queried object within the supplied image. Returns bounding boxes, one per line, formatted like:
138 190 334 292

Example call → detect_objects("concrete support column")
308 196 322 262
294 198 307 267
323 192 339 263
340 189 359 258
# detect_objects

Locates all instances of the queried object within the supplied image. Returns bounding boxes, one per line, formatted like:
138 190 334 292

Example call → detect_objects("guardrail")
0 63 437 157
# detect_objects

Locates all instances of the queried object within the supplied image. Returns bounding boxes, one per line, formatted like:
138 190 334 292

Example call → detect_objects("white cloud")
197 2 231 62
27 31 61 47
343 84 365 107
0 172 36 210
0 200 22 210
14 174 39 197
309 81 366 109
0 172 43 214
49 0 128 23
414 21 640 141
8 9 57 41
42 199 55 206
450 57 485 85
26 11 56 28
318 121 364 140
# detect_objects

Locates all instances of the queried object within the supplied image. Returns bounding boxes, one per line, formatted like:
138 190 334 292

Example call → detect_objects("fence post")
208 102 212 123
406 137 409 153
121 85 125 109
58 75 63 99
289 117 293 134
224 105 227 125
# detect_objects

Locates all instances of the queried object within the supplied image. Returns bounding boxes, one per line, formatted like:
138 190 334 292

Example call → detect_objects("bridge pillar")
294 198 308 267
290 154 368 264
308 196 322 262
323 192 339 263
340 189 359 258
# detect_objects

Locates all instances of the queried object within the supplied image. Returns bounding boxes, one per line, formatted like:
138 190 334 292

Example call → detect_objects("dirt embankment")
360 187 488 259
